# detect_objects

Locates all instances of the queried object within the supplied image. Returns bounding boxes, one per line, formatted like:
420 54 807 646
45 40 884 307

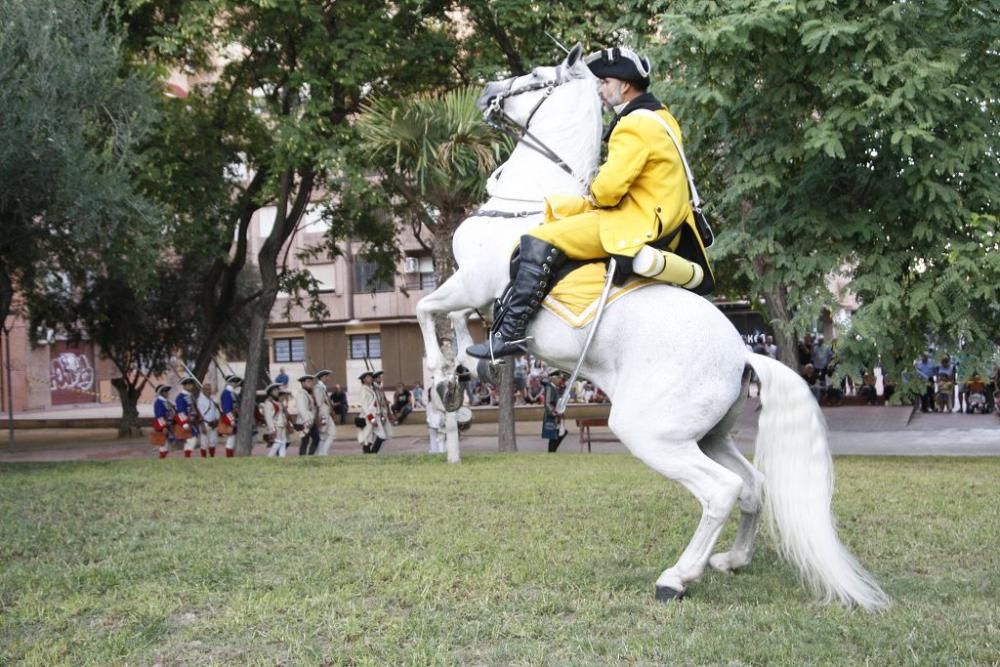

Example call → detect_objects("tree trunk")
753 258 799 370
430 211 462 349
497 360 517 452
0 263 13 336
111 377 143 438
235 296 274 456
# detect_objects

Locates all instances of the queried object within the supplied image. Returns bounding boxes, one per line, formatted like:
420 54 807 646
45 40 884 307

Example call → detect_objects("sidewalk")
1 399 997 462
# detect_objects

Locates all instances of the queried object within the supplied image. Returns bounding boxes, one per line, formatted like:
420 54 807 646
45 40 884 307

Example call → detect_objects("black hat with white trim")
585 46 652 88
298 374 316 383
358 371 374 381
265 382 283 396
315 370 333 380
225 374 243 385
155 384 171 395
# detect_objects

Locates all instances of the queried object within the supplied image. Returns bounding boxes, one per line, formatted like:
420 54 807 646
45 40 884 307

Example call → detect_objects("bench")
576 418 609 452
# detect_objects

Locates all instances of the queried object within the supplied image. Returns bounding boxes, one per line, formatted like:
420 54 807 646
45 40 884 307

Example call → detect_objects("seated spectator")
592 386 609 403
475 381 493 406
801 363 822 401
936 355 957 412
859 371 878 405
797 334 815 369
391 383 413 424
525 377 544 405
412 383 425 408
330 383 348 424
765 335 778 359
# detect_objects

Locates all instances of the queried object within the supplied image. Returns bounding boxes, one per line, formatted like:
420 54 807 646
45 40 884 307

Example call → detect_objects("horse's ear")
566 42 583 67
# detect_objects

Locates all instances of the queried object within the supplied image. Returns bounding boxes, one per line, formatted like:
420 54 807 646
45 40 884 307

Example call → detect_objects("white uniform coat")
357 383 388 445
263 397 288 441
295 387 317 430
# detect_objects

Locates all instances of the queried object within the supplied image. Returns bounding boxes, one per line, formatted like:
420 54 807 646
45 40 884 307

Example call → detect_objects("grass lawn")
1 453 997 666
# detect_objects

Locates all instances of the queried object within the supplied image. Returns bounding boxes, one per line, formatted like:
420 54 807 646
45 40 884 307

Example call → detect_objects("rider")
467 46 712 360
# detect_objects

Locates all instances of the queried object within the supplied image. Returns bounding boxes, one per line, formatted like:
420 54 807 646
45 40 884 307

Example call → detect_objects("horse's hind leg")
700 433 764 573
617 423 744 599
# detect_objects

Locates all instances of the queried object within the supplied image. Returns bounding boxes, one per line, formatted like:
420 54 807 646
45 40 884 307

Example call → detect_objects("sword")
556 258 616 414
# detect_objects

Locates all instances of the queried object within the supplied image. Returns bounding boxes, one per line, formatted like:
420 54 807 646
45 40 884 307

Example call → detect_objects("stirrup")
488 334 532 364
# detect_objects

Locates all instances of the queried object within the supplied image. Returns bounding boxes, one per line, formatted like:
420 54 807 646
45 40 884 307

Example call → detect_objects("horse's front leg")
416 274 474 377
449 308 483 376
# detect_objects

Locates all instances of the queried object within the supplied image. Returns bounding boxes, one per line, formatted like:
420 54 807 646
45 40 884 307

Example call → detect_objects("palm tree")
358 87 520 452
357 86 508 285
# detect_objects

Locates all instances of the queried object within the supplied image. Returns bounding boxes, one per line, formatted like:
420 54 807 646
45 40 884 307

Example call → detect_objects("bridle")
483 71 587 187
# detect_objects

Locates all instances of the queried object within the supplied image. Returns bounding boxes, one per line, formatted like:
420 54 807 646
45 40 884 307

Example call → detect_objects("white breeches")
428 427 444 453
316 423 336 455
267 440 288 457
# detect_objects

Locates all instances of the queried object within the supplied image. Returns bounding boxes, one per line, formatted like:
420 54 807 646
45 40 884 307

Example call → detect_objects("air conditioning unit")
403 257 420 273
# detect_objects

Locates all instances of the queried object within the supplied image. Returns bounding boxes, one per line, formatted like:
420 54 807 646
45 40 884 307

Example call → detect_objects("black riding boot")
466 236 566 359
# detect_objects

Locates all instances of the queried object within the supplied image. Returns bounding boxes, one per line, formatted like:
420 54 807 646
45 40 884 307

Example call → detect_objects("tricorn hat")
315 369 332 380
358 370 374 381
155 384 171 395
180 376 198 386
225 374 243 385
585 46 651 88
373 370 384 378
298 374 316 383
265 382 283 396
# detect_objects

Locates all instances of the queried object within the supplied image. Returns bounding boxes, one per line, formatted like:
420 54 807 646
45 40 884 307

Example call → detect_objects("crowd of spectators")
768 333 999 413
464 354 610 407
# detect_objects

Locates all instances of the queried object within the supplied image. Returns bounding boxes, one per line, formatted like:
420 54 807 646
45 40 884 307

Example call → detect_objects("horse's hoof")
655 585 685 602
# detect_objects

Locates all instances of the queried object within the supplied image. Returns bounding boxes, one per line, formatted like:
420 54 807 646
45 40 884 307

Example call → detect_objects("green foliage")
651 0 1000 372
1 455 998 663
0 0 160 317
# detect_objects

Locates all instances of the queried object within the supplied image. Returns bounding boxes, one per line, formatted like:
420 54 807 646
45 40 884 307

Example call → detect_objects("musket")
545 31 570 54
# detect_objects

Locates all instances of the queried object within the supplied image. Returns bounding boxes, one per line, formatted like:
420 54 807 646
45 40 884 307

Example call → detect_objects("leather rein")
478 73 588 219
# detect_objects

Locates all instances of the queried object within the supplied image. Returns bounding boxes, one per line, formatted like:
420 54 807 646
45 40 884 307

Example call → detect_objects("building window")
274 337 305 363
349 334 381 360
419 270 437 290
353 258 394 293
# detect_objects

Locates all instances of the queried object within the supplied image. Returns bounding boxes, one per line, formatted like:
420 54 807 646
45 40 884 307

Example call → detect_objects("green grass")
1 454 997 666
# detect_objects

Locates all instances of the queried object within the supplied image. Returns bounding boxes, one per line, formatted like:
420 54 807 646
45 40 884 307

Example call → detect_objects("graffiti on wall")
50 342 97 404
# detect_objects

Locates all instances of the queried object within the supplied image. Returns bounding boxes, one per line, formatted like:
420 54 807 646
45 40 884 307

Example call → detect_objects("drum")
174 423 192 440
217 421 234 435
149 430 166 446
456 406 473 432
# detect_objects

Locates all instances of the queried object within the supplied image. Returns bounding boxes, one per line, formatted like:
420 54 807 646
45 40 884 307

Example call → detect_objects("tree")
28 265 196 437
0 0 158 329
649 0 1000 383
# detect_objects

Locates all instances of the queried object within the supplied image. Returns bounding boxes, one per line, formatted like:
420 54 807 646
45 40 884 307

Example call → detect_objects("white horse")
416 45 888 609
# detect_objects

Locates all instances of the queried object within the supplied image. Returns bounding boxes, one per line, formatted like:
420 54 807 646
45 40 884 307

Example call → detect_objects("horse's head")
478 43 596 130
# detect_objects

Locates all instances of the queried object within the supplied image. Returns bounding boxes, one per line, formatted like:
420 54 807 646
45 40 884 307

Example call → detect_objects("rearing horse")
416 45 888 609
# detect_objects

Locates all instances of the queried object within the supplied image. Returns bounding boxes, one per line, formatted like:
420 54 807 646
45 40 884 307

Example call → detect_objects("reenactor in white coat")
196 382 220 457
356 370 388 454
262 383 289 457
295 374 320 455
313 369 336 455
372 370 394 439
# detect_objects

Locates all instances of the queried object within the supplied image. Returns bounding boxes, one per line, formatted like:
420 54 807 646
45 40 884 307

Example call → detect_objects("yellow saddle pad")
542 261 655 329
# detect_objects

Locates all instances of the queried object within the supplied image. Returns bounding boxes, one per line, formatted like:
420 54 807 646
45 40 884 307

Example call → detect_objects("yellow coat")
544 107 693 258
592 107 693 256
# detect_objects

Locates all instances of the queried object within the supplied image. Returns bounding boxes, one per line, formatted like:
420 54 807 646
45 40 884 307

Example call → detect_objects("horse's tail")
745 353 889 611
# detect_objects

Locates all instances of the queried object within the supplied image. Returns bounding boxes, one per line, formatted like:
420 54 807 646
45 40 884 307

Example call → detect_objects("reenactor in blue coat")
152 384 175 459
218 375 242 458
174 377 200 458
